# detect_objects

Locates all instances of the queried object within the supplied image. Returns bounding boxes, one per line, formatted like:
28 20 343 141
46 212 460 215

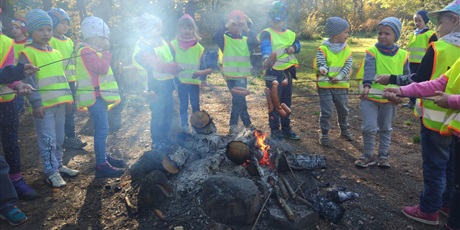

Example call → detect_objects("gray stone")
268 204 319 229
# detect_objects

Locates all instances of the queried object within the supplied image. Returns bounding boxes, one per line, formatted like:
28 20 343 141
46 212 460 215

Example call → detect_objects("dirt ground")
0 71 445 230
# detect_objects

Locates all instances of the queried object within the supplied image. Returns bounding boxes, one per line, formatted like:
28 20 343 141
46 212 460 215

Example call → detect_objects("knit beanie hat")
133 13 162 36
48 8 70 28
227 10 246 21
416 10 430 24
428 0 460 25
325 17 350 37
378 17 402 42
269 1 288 21
81 16 110 40
26 9 53 36
11 18 27 36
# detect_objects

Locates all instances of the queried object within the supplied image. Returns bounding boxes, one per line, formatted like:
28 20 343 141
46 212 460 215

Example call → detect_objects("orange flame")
254 130 272 167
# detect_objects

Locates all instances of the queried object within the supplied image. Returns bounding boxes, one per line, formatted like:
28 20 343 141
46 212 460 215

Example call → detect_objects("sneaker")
11 177 39 200
340 129 354 141
46 172 66 188
354 156 376 168
402 205 439 225
95 163 124 178
440 207 450 217
0 206 27 226
59 166 79 177
402 101 415 109
283 129 300 140
107 155 127 168
64 137 87 149
319 134 330 146
229 125 239 135
271 129 285 140
376 157 391 168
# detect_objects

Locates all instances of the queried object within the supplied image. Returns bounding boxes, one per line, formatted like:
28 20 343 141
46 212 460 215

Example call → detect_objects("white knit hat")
134 13 162 35
81 16 110 40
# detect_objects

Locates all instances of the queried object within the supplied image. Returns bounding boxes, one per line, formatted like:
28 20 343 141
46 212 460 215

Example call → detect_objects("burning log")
190 110 217 135
268 176 295 222
226 141 250 165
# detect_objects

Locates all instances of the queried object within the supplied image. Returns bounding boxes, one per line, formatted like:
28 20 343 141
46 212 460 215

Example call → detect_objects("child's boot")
0 206 27 226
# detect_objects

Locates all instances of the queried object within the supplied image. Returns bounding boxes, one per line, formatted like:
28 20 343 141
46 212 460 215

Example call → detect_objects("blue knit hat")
325 17 350 37
378 17 402 42
417 10 430 24
26 9 53 36
48 8 70 28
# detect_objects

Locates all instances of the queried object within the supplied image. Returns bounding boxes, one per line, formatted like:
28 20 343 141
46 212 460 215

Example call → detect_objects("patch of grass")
405 120 411 126
412 135 421 144
312 111 320 116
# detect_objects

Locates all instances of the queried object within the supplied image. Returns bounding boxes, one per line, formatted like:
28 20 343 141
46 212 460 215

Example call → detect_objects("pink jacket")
79 46 112 98
1 44 21 90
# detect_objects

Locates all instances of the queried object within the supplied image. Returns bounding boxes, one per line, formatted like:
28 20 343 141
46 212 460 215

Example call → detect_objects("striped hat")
48 8 70 28
325 17 350 37
26 9 52 36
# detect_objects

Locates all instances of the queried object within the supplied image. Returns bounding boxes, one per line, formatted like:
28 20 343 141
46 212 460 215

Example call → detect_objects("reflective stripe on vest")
407 31 434 63
0 35 16 102
259 28 298 70
417 41 460 131
439 58 460 135
49 37 76 82
170 39 204 85
152 40 175 81
357 46 408 103
20 46 73 108
75 46 121 111
222 34 251 80
316 45 351 89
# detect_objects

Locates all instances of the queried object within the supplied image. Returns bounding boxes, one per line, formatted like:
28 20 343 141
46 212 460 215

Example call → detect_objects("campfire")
128 110 357 229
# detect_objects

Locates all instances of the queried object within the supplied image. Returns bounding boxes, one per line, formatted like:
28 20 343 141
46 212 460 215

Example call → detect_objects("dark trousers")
226 78 251 127
149 81 174 144
65 82 76 138
177 83 200 128
265 68 293 132
448 136 460 228
419 123 455 213
0 100 21 174
0 155 18 211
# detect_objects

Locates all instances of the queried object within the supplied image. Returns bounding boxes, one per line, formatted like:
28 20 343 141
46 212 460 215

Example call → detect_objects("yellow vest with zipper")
20 46 73 107
49 36 76 82
316 45 351 89
0 34 16 102
259 28 298 70
356 46 409 103
75 46 120 111
415 40 460 132
222 34 251 80
407 30 435 64
170 39 204 85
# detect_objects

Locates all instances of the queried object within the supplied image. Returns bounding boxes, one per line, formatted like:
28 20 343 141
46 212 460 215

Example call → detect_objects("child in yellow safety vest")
48 8 87 150
0 22 38 199
355 17 410 169
259 1 301 140
10 18 28 115
75 16 126 178
19 9 78 188
402 10 438 109
132 13 182 150
170 14 212 133
316 17 353 147
382 0 460 225
213 10 257 135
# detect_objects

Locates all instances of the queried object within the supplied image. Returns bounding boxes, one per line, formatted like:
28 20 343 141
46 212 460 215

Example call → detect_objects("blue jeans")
226 78 251 127
177 83 200 128
448 136 460 228
265 68 293 132
419 123 455 213
33 104 66 176
0 155 17 211
88 97 109 165
149 84 174 144
65 82 77 138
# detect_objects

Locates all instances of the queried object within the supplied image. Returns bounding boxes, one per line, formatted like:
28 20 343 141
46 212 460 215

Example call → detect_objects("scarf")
177 35 197 50
375 42 399 56
440 32 460 47
322 39 347 53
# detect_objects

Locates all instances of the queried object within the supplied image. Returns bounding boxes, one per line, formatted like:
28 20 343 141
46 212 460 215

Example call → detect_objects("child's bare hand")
173 65 184 75
383 87 402 95
359 87 370 100
382 91 402 103
15 83 35 95
33 106 45 119
375 74 391 85
24 64 40 77
101 39 110 51
434 91 450 109
286 46 295 55
330 77 339 84
318 67 328 76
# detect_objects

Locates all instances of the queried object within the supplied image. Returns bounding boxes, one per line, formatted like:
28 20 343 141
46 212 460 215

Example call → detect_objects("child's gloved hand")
374 74 391 85
33 106 45 119
318 67 328 76
434 91 450 109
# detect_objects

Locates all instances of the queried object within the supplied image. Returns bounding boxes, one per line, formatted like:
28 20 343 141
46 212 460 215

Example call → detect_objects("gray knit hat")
325 17 350 37
378 17 402 42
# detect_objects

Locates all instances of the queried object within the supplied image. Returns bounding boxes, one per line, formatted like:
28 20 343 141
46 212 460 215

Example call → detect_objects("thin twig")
251 191 272 230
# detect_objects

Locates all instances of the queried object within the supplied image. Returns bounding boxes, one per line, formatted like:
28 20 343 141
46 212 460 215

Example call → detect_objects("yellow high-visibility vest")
49 36 76 82
0 34 16 102
316 44 351 89
439 58 460 135
222 34 251 80
407 30 435 64
75 46 121 111
259 28 298 70
170 39 204 85
20 46 73 107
